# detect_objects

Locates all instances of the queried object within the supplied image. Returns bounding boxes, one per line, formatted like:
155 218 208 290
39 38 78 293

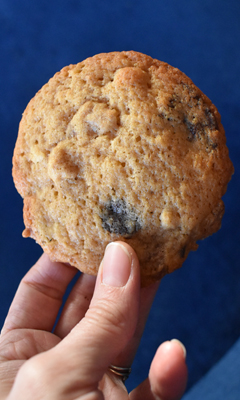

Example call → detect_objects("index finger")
1 254 77 335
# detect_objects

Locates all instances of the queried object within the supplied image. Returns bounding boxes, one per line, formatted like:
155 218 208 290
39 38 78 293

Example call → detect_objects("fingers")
55 264 159 360
58 241 141 388
1 254 78 335
149 340 188 400
111 280 160 368
54 273 96 338
8 242 141 399
130 339 188 400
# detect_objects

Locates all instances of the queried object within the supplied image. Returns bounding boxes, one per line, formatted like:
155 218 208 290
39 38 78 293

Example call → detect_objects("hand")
0 242 188 399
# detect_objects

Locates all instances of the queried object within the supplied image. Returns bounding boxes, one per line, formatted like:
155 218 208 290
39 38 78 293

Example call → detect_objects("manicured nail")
171 339 187 359
102 242 132 287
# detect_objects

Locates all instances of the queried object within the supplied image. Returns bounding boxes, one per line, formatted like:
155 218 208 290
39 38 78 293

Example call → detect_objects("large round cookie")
13 51 234 286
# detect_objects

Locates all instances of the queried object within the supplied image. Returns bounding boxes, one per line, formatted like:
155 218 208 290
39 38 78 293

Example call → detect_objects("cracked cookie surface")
12 51 234 285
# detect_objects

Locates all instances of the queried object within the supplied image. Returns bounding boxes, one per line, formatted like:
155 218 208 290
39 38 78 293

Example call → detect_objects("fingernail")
171 339 187 359
102 243 132 287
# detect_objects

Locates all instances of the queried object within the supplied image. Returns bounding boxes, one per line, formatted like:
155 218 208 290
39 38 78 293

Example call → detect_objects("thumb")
9 242 141 399
66 241 141 387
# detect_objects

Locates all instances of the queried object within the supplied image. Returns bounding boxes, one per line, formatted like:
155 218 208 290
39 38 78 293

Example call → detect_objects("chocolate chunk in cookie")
100 199 141 236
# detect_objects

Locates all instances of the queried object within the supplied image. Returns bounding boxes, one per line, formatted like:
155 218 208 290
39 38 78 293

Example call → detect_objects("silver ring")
108 364 132 382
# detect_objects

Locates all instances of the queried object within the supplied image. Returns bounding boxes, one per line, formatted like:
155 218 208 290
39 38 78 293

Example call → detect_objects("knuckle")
18 353 55 390
20 354 46 380
86 297 133 342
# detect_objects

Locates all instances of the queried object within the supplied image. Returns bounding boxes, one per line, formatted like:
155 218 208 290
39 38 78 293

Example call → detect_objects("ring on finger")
108 364 132 382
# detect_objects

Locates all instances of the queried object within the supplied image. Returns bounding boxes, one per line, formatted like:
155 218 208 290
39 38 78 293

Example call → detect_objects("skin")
0 242 188 399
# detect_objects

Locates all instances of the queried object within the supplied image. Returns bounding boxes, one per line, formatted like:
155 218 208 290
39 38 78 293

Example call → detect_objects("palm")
0 329 127 399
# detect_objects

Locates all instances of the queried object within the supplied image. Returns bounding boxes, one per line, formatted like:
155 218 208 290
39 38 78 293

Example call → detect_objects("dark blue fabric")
0 0 239 396
182 337 240 400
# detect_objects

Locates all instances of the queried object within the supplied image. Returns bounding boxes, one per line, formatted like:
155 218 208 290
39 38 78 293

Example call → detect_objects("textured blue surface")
182 337 240 399
0 0 239 395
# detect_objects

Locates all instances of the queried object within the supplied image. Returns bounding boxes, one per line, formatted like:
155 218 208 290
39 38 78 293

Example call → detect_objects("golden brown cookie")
12 51 234 286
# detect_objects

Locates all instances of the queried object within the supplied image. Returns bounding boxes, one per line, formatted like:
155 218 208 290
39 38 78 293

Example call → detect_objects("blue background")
0 0 239 395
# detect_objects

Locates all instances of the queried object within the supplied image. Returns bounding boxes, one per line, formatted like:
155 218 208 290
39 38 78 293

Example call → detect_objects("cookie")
12 51 234 286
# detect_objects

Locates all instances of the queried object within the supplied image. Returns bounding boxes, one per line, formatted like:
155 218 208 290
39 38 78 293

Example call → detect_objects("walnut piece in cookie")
12 51 234 286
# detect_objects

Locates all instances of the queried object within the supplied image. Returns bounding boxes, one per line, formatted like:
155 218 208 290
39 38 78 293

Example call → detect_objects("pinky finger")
130 339 188 400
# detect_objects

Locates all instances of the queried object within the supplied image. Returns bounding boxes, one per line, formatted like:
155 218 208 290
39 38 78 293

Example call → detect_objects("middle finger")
54 272 96 338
